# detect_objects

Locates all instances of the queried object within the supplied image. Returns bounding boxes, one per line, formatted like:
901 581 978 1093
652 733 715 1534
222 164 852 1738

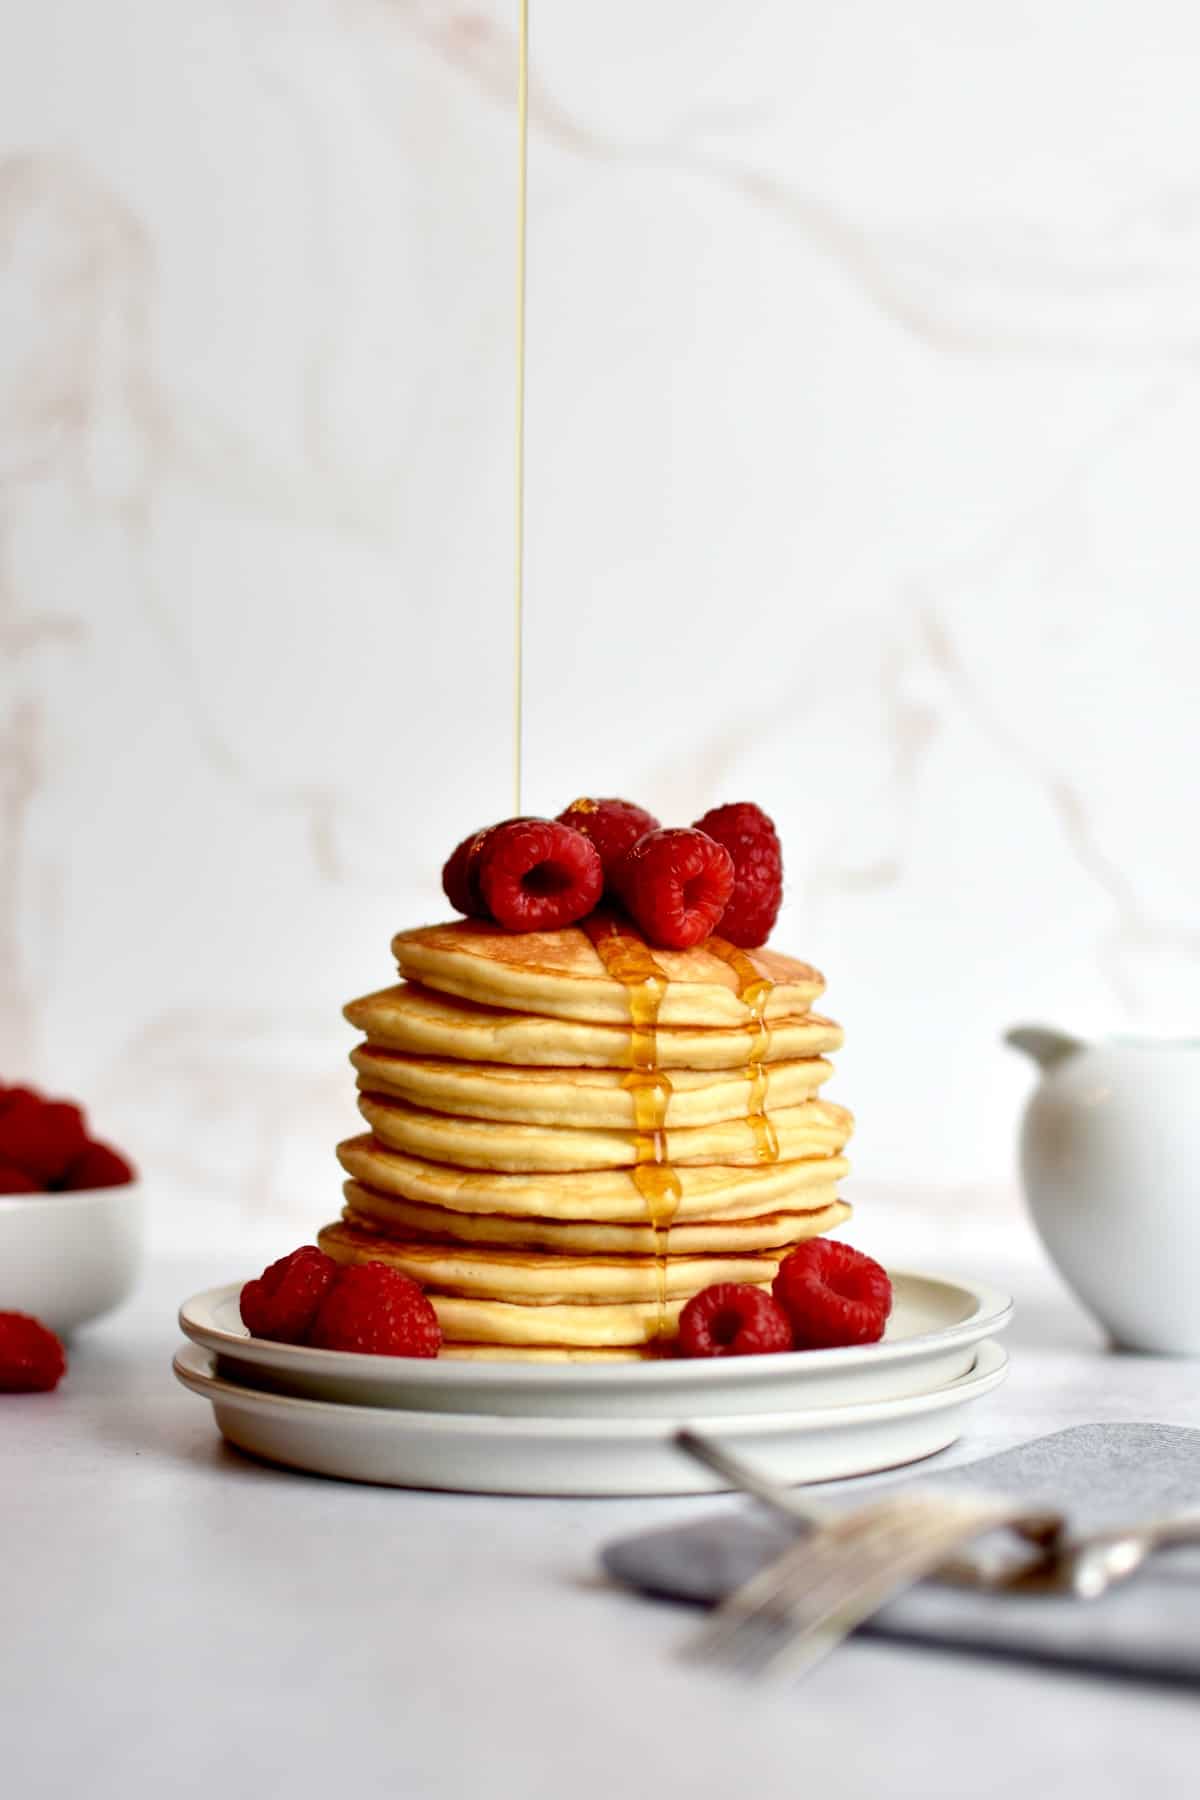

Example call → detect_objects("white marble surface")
4 1191 1199 1800
4 3 1200 1248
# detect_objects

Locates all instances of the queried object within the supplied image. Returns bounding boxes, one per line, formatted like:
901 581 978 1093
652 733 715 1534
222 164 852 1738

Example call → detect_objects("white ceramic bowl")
0 1182 143 1335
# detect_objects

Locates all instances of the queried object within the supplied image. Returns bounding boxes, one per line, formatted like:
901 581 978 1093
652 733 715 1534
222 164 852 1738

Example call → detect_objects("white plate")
178 1270 1011 1418
172 1338 1009 1496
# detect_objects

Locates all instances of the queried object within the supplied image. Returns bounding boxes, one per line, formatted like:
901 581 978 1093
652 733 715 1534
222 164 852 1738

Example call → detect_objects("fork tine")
742 1505 954 1676
684 1499 929 1665
682 1518 847 1655
756 1510 992 1681
683 1492 1047 1680
760 1501 1047 1681
732 1532 914 1674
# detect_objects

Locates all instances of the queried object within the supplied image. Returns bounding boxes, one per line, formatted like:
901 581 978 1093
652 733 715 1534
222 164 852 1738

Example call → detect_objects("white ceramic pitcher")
1008 1026 1200 1354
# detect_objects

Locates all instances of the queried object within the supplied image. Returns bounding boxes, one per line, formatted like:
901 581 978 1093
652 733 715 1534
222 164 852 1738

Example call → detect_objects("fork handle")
1069 1513 1200 1596
1145 1514 1200 1551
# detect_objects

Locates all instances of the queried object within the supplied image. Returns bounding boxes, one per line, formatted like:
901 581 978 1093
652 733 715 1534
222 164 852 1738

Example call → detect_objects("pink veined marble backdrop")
3 0 1199 1251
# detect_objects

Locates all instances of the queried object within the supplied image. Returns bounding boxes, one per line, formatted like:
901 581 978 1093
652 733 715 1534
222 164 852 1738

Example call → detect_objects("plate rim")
179 1268 1013 1387
172 1337 1008 1438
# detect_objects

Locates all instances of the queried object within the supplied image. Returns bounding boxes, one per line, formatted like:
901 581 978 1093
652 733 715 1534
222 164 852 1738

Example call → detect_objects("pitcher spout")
1005 1025 1084 1070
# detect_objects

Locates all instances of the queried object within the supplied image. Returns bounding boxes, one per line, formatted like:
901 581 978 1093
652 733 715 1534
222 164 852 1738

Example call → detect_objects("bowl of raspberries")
0 1081 141 1348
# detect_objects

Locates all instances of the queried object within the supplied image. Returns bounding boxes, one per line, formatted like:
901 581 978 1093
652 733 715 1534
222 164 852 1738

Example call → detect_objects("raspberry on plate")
60 1142 136 1190
678 1283 794 1358
772 1240 893 1349
0 1092 88 1188
307 1261 441 1357
555 797 660 889
692 802 783 949
0 1312 67 1392
240 1246 339 1345
478 818 603 932
616 827 734 950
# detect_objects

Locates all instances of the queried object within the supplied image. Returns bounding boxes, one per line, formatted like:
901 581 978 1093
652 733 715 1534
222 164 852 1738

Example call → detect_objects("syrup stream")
512 0 529 814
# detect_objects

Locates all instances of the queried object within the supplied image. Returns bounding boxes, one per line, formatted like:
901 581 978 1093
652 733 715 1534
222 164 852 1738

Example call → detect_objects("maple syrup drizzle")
626 1074 682 1230
706 935 780 1165
705 934 774 1025
743 1062 780 1163
583 914 679 1336
582 914 667 1068
512 0 529 812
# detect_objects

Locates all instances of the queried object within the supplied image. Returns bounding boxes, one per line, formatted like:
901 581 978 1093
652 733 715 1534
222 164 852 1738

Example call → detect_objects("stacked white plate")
175 1268 1012 1496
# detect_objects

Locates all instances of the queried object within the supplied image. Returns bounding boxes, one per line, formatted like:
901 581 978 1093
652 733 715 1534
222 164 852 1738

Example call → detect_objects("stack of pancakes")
318 916 854 1360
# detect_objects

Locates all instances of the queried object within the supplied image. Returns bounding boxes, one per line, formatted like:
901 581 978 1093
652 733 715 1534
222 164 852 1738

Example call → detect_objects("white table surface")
5 1186 1199 1799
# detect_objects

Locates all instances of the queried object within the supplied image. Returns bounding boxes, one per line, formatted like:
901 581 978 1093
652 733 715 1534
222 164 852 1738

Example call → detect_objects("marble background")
3 1 1199 1253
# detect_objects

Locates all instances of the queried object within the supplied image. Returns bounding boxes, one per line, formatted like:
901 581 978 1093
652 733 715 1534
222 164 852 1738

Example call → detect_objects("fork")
675 1427 1059 1589
680 1485 1062 1680
676 1429 1200 1598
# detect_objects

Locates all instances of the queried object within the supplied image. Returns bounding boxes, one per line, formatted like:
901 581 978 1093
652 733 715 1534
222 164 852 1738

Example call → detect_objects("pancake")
391 918 824 1027
345 983 844 1070
341 1180 851 1254
319 1220 765 1345
350 1044 833 1128
317 1217 780 1304
337 1133 851 1222
357 1091 854 1173
440 1344 664 1362
439 1294 692 1347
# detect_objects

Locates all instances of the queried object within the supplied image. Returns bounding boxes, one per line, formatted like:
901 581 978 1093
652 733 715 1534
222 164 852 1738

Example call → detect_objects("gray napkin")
602 1425 1200 1687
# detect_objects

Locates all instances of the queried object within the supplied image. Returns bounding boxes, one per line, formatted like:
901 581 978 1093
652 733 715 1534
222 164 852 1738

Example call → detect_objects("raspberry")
0 1312 67 1392
307 1261 441 1357
0 1083 38 1113
691 802 783 949
616 827 734 950
442 829 491 918
240 1246 339 1344
478 818 603 932
772 1240 893 1349
0 1093 87 1188
443 818 578 922
678 1283 794 1358
60 1142 136 1190
555 797 660 890
441 819 537 919
0 1164 40 1193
